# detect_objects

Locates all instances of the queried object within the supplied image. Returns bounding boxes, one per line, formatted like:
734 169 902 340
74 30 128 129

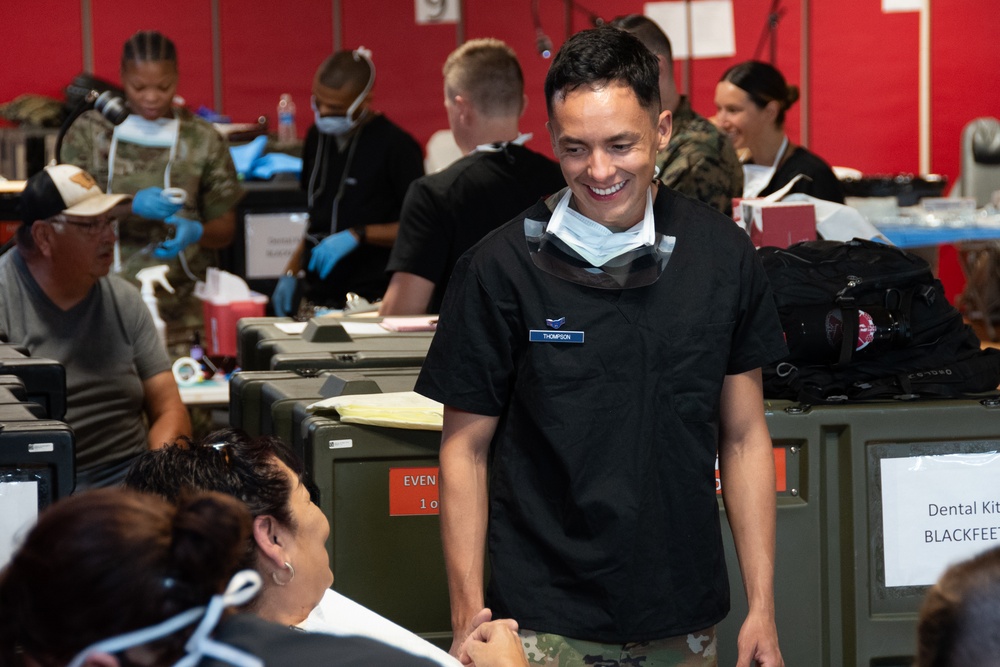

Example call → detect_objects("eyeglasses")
51 215 120 237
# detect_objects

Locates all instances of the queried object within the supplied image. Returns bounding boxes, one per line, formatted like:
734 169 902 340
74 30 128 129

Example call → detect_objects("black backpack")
759 238 1000 402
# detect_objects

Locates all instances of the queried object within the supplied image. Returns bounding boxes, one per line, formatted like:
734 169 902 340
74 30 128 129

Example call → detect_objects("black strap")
836 308 859 367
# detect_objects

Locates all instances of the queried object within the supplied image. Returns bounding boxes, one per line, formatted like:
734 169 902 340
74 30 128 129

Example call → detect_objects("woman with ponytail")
714 60 845 203
0 489 445 666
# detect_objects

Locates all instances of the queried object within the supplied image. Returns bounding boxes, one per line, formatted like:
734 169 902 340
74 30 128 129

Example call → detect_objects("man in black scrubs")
272 48 424 315
380 38 564 315
417 27 787 667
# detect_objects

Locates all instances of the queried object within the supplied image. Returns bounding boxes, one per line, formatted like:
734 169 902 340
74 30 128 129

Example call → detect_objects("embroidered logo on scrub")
529 316 584 344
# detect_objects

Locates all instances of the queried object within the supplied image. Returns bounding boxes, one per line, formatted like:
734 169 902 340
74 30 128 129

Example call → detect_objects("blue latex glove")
271 274 299 317
132 187 183 220
230 135 268 178
153 215 204 259
250 152 303 180
308 229 360 279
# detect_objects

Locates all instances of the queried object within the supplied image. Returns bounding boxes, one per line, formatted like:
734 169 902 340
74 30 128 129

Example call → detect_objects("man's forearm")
720 431 777 613
440 441 489 631
717 370 783 666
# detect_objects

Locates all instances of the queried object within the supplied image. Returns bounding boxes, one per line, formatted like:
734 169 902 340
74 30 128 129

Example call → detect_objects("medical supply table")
875 222 1000 249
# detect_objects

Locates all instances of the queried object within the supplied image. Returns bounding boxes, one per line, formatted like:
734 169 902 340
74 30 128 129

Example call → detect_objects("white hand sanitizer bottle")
136 265 175 350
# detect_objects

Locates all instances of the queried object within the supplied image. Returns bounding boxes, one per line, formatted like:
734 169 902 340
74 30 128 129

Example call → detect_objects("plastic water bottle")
277 93 297 143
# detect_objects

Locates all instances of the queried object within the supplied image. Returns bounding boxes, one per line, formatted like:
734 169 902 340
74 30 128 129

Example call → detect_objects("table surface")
875 223 1000 249
178 377 230 406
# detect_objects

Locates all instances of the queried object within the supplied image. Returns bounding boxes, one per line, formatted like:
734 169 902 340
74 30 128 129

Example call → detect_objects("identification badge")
529 329 584 344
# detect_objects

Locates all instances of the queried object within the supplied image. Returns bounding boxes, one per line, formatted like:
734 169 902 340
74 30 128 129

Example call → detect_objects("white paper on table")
0 481 38 569
341 321 393 336
273 322 308 335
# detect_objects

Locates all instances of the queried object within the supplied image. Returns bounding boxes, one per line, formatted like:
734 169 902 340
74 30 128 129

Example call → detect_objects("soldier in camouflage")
61 30 243 352
612 15 742 216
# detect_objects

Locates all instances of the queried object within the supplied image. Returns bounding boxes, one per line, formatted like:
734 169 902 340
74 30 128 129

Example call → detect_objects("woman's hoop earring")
272 561 295 586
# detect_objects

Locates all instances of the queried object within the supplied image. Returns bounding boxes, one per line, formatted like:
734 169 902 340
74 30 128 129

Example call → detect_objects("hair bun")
786 84 800 108
169 492 252 597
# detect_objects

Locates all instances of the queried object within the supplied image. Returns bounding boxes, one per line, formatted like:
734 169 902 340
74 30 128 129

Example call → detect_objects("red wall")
2 0 999 184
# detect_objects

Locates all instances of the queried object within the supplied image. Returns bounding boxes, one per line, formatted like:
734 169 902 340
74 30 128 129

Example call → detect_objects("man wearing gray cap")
0 164 190 489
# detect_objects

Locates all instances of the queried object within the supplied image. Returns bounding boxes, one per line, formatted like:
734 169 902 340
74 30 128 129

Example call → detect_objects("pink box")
742 201 816 249
202 294 267 358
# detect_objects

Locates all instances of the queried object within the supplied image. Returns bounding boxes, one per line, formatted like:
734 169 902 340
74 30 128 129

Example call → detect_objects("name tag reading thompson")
529 329 585 344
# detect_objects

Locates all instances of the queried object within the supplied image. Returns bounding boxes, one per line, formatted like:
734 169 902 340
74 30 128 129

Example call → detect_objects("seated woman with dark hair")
0 488 445 666
715 60 845 203
123 429 522 666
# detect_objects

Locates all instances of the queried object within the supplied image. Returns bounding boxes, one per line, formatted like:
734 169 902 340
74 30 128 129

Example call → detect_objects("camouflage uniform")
520 628 718 667
657 97 742 217
61 107 244 351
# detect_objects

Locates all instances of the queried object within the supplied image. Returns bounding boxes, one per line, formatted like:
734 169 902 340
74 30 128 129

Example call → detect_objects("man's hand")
457 608 526 667
308 229 360 279
450 607 494 660
736 609 784 667
271 274 298 317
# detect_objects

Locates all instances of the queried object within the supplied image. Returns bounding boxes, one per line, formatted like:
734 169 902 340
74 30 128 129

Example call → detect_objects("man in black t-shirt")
416 27 787 667
379 39 564 315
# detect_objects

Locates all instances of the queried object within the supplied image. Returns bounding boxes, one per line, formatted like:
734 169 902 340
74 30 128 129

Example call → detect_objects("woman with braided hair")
62 30 243 352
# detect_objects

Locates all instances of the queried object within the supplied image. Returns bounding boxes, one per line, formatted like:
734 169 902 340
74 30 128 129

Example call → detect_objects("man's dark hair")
544 25 661 116
315 50 373 94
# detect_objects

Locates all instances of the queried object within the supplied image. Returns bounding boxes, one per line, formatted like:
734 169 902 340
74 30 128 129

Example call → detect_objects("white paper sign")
881 452 1000 587
0 481 39 568
244 212 308 280
644 0 736 59
415 0 459 24
883 0 924 13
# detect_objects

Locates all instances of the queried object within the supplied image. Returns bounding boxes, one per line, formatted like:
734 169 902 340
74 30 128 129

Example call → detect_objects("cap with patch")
19 164 131 225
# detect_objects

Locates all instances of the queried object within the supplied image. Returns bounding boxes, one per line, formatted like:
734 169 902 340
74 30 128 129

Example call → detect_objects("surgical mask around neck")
65 570 264 667
107 114 181 196
113 114 180 148
546 187 656 267
742 134 789 199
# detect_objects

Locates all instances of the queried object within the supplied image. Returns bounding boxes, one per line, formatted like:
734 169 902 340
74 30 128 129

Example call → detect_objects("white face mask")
546 187 656 267
112 114 180 148
742 134 789 199
65 570 264 667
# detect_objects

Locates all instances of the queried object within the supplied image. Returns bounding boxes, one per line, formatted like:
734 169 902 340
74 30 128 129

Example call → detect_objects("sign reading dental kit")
881 452 1000 587
244 212 307 279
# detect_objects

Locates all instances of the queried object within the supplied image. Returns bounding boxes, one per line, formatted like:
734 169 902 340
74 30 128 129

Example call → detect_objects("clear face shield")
524 189 676 290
